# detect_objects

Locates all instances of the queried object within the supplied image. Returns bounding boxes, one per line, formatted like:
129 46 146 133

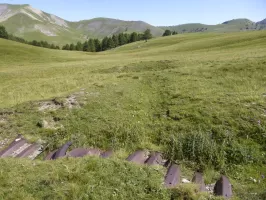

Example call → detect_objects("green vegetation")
0 25 8 39
0 30 266 199
62 30 152 52
0 158 227 200
163 30 172 36
163 30 178 37
1 24 152 52
143 29 153 41
0 157 169 199
0 25 60 49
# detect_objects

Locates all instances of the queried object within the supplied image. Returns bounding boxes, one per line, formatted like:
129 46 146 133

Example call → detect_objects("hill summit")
0 3 164 44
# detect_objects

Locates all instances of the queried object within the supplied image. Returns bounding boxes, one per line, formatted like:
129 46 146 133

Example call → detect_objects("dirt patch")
0 138 9 150
37 118 63 130
38 99 62 111
206 184 215 194
38 90 91 112
64 94 80 109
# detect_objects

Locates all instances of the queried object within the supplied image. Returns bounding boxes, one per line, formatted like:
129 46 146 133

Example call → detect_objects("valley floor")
0 31 266 199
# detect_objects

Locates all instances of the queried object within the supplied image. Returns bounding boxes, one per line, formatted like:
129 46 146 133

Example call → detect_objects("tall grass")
165 132 225 170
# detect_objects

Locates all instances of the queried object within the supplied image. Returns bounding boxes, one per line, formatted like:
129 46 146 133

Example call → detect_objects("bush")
163 30 172 37
0 25 8 39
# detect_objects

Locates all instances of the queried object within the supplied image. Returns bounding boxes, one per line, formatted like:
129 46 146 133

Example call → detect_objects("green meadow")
0 31 266 199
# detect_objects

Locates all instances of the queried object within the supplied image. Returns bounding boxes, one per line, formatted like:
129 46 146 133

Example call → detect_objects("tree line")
1 25 153 52
62 29 153 52
0 25 60 49
162 29 178 37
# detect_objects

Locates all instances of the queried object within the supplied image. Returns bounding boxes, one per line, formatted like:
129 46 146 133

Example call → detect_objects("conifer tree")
94 39 102 52
137 33 143 41
83 41 89 51
130 32 138 42
75 41 83 51
101 37 108 51
88 39 96 52
172 31 178 35
163 30 172 36
112 35 119 47
107 37 115 49
124 33 130 43
0 25 8 39
63 44 70 50
69 43 75 51
143 29 152 41
118 33 126 46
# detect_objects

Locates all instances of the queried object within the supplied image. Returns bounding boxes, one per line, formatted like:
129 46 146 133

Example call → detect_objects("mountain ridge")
0 3 164 44
0 3 265 44
257 18 266 25
159 18 266 34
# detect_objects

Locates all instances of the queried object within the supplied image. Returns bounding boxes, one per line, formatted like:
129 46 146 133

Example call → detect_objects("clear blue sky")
2 0 266 26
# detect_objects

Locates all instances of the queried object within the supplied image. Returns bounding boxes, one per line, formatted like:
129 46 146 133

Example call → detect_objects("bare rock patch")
64 94 80 109
37 118 63 130
38 89 99 112
38 99 62 111
0 138 9 151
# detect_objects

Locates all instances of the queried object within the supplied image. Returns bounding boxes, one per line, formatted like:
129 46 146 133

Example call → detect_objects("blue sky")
2 0 266 26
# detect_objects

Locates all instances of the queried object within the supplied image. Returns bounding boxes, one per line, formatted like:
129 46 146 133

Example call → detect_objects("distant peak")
0 3 30 9
222 18 253 24
257 18 266 25
0 3 29 6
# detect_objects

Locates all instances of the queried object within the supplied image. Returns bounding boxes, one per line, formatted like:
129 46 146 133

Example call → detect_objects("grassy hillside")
0 4 164 45
159 18 265 33
69 18 164 38
0 31 266 199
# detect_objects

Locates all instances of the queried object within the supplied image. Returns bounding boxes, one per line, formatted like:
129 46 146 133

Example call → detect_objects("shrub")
0 25 8 39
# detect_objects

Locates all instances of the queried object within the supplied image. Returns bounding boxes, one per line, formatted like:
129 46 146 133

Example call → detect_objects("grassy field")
0 31 266 199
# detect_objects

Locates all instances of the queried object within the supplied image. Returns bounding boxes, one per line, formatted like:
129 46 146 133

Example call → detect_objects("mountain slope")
159 18 265 33
0 4 164 45
69 18 164 38
256 18 266 30
257 18 266 25
0 4 83 44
